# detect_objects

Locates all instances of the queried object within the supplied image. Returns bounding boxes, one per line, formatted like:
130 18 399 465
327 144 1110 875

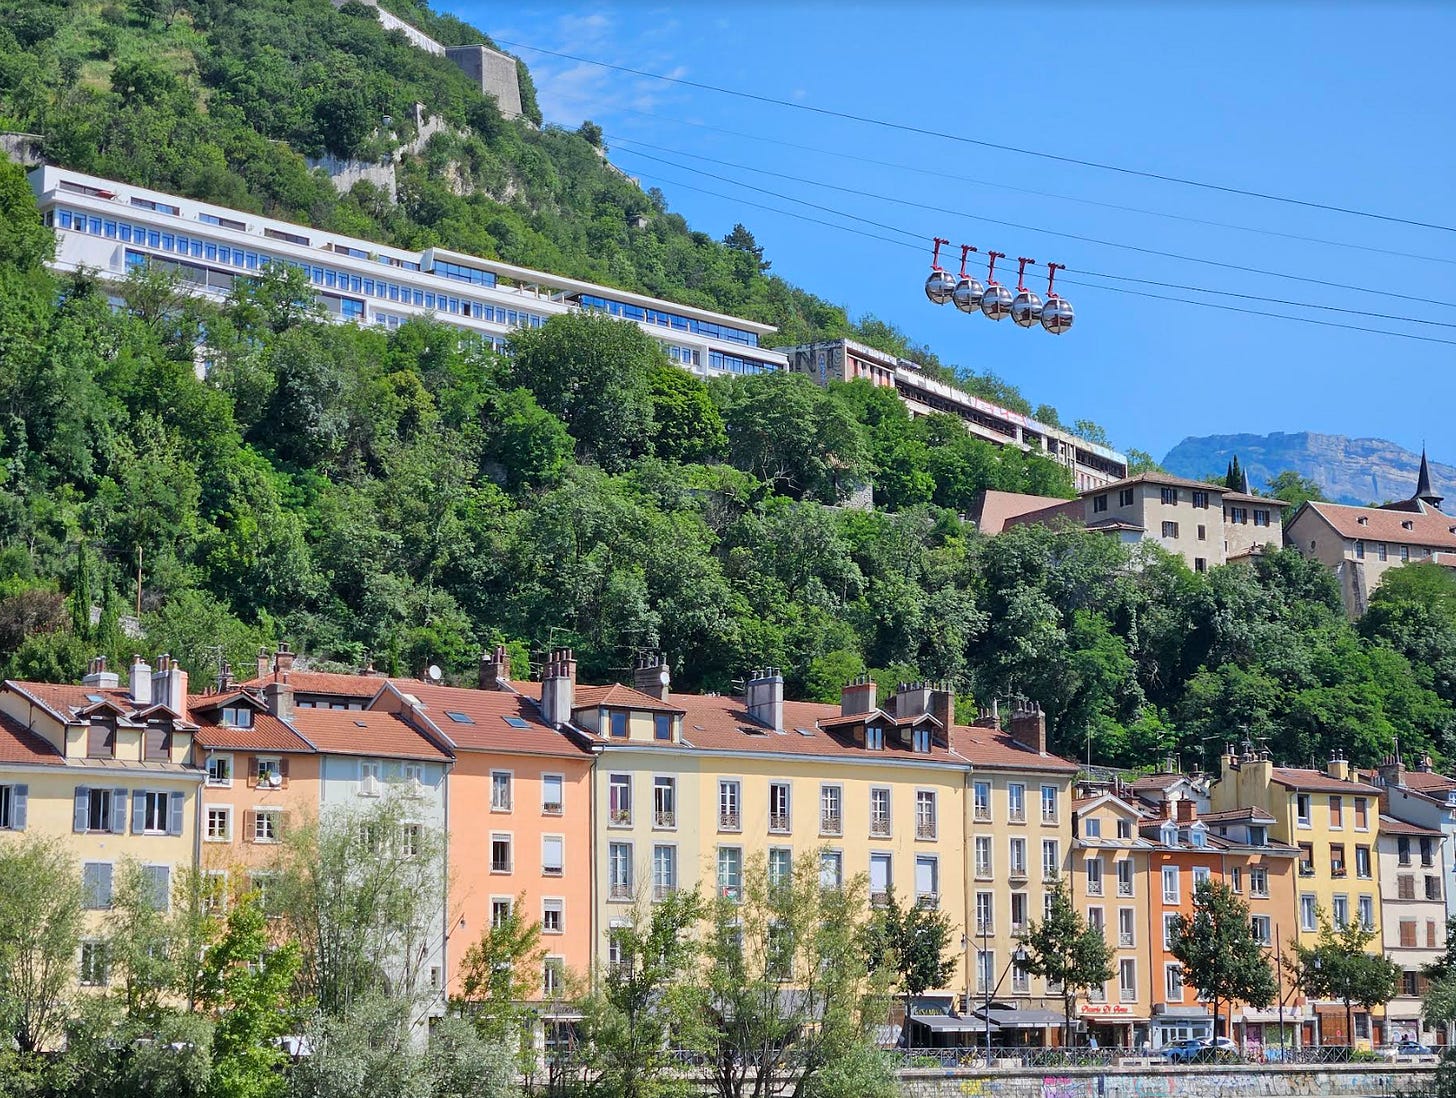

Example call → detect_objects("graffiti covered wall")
900 1065 1433 1098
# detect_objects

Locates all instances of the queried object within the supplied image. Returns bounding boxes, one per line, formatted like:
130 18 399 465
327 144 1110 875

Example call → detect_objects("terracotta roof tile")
287 708 449 761
573 683 685 713
1298 501 1456 548
1378 814 1445 838
238 671 386 699
973 490 1079 535
1200 807 1277 824
379 681 588 759
192 711 314 753
1402 771 1456 794
1084 472 1226 495
1222 492 1288 506
0 709 64 764
1271 767 1381 795
948 726 1079 773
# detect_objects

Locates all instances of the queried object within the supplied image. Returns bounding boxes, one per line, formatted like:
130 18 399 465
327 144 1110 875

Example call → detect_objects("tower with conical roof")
1415 448 1443 511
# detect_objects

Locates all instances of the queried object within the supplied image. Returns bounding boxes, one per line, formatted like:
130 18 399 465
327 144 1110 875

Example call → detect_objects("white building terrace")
28 166 788 380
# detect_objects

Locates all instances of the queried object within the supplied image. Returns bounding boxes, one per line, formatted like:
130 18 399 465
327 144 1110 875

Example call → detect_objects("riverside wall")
897 1064 1436 1098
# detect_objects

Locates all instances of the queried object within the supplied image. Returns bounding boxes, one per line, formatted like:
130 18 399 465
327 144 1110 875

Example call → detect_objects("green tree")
0 836 83 1053
865 886 956 1047
576 889 705 1098
647 362 726 464
1169 879 1277 1048
453 895 545 1072
1019 883 1114 1047
105 860 181 1022
1265 470 1328 520
1289 912 1401 1047
1126 449 1164 474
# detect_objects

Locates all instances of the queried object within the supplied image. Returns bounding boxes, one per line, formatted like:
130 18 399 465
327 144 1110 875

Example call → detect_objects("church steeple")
1416 448 1443 510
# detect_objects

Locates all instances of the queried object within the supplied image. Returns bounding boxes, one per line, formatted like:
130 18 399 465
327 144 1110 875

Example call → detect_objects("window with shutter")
169 792 184 835
83 862 113 909
144 865 170 911
74 787 89 832
110 788 127 834
10 785 25 831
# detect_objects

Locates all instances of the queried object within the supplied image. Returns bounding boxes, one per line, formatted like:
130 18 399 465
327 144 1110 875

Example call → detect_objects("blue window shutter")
99 862 113 907
113 789 129 834
73 787 89 833
13 785 26 831
168 792 184 836
132 790 146 834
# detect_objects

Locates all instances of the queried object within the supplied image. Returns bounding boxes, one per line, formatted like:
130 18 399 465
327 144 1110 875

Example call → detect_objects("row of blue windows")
667 345 702 367
433 259 497 287
58 206 549 330
575 293 760 348
708 349 780 376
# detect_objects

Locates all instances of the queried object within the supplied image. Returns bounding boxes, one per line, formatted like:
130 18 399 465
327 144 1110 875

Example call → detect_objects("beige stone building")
1286 453 1456 615
1004 473 1285 573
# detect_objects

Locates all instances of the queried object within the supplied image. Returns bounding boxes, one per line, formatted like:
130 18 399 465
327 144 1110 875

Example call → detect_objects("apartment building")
1287 454 1456 616
29 166 789 380
0 658 203 1004
777 339 1127 491
1376 815 1446 1045
1071 790 1153 1048
1372 755 1456 927
1210 749 1385 1047
368 659 595 1000
1005 473 1285 572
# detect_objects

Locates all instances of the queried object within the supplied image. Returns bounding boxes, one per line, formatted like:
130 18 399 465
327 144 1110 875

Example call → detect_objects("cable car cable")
499 39 1456 235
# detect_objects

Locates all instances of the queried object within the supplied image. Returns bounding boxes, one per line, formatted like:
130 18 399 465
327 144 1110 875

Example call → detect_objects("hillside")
3 0 1456 781
1162 431 1456 506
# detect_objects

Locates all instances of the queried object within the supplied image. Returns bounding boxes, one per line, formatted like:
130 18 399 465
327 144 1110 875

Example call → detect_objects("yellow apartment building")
1210 748 1384 1046
0 658 203 1003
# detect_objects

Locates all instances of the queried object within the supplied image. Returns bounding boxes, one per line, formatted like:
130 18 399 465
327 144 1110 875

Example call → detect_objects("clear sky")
441 2 1455 465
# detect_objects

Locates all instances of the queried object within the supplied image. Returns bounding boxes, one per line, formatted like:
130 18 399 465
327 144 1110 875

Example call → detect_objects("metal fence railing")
888 1045 1443 1070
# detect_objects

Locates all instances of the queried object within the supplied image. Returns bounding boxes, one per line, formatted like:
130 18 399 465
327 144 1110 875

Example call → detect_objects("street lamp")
978 922 1030 1058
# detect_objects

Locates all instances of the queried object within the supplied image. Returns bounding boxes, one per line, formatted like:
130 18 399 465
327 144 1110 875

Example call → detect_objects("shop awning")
971 1007 1067 1028
1153 1005 1211 1020
910 1013 1000 1034
1238 1009 1304 1024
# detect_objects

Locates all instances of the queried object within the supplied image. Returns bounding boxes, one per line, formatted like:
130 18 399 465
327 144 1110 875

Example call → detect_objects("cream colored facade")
1081 476 1284 572
1377 817 1446 1044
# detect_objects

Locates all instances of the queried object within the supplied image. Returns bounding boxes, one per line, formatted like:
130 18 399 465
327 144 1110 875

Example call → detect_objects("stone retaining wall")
897 1064 1436 1098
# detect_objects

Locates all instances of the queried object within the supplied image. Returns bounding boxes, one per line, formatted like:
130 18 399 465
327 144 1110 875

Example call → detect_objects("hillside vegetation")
2 0 1456 773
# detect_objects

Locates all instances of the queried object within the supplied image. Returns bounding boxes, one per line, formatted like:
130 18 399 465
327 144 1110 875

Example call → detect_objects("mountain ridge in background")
1162 431 1456 506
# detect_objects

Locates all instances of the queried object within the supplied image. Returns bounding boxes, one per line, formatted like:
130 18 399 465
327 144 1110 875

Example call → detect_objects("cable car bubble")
979 251 1012 321
924 237 956 305
952 243 983 314
1011 256 1043 328
1040 262 1074 335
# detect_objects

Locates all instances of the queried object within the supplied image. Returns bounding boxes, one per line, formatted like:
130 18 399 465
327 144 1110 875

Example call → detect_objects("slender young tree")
1169 879 1277 1048
1288 912 1401 1046
865 886 956 1047
0 837 83 1053
1019 883 1114 1047
454 894 546 1074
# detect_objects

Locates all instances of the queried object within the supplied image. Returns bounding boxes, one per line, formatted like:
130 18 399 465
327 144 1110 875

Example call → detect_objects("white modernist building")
28 166 788 379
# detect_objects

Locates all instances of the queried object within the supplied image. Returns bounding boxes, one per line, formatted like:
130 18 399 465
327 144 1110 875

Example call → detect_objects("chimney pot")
257 646 269 681
632 652 672 702
540 648 576 728
745 668 784 732
1007 702 1047 755
479 644 512 691
839 677 877 717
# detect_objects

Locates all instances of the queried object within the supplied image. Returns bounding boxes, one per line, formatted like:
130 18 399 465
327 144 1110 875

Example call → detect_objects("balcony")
654 809 676 828
720 885 742 903
719 811 741 832
1045 869 1062 883
916 893 939 910
975 919 992 935
1331 866 1347 878
609 882 631 901
870 816 891 838
1008 808 1026 823
610 808 632 827
1119 934 1134 948
769 812 791 833
653 883 675 901
542 801 563 816
1087 988 1107 1004
821 814 843 837
974 807 992 823
871 890 889 908
492 796 513 813
1086 881 1103 897
1117 882 1134 897
1299 865 1316 877
975 863 993 881
916 821 937 840
1009 865 1028 881
1120 988 1137 1003
543 865 563 877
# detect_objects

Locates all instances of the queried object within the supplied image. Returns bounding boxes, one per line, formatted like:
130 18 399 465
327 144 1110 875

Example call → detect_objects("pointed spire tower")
1416 448 1443 511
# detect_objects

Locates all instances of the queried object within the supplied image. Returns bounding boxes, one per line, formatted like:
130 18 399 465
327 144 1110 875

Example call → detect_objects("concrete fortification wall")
898 1064 1435 1098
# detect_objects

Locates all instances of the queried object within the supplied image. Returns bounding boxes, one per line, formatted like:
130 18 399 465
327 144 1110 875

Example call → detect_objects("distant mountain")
1161 432 1456 506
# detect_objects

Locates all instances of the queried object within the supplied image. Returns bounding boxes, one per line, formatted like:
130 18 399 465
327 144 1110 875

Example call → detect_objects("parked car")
1377 1041 1434 1060
1164 1037 1237 1063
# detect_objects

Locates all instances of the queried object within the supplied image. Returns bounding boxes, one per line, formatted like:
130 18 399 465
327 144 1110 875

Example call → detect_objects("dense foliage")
2 0 1456 775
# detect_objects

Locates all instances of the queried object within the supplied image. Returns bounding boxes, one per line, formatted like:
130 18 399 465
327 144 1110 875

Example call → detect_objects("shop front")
969 1005 1068 1048
1151 1004 1212 1049
1079 1002 1148 1050
1235 1008 1302 1060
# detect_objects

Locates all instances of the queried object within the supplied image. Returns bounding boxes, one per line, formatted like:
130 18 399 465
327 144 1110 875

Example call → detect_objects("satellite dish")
427 665 443 682
658 668 671 686
267 771 282 788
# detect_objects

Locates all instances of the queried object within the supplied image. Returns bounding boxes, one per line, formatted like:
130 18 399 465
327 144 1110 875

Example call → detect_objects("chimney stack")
1176 799 1196 824
745 668 784 733
1378 756 1406 789
217 660 234 693
129 655 153 705
272 642 296 675
893 681 933 721
930 684 956 733
1007 699 1047 755
479 644 512 691
633 652 673 702
257 646 269 681
839 676 877 717
150 655 188 720
264 672 293 721
1326 751 1351 783
82 656 119 690
540 647 576 728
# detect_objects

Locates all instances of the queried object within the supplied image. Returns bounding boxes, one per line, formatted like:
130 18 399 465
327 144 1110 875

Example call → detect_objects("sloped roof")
191 710 313 753
972 490 1079 535
1082 472 1225 496
1296 500 1456 548
288 708 449 761
1378 814 1445 838
1403 770 1456 794
1200 806 1277 825
1271 767 1381 795
1223 491 1288 506
378 680 588 759
0 709 64 764
573 683 685 714
948 725 1080 773
238 670 386 698
6 680 194 728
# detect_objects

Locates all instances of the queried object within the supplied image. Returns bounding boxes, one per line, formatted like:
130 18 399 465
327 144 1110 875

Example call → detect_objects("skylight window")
795 727 814 737
86 694 105 703
502 716 529 729
445 711 475 724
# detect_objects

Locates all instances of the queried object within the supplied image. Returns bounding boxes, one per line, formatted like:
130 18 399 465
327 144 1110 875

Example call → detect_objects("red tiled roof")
1003 498 1085 531
1082 472 1226 495
379 681 588 759
1378 814 1445 838
1223 491 1288 506
1200 807 1277 824
192 712 313 753
573 683 685 713
1297 500 1456 549
8 680 136 722
238 670 386 698
973 490 1079 535
288 708 449 761
949 725 1080 772
1271 767 1381 795
1403 770 1456 794
0 709 63 763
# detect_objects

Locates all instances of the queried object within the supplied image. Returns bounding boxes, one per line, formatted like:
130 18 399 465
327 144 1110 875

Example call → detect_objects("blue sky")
443 2 1455 465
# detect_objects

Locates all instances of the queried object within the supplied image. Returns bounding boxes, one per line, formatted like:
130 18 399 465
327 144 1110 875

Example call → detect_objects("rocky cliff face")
1161 432 1456 506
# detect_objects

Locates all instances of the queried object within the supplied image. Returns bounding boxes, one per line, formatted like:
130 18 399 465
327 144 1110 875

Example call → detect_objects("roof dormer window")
221 706 253 728
1403 520 1414 530
865 725 884 751
1357 516 1368 526
912 727 931 754
1189 824 1207 848
1160 822 1178 846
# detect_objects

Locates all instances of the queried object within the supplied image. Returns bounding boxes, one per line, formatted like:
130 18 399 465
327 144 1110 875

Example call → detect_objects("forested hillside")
2 0 1456 773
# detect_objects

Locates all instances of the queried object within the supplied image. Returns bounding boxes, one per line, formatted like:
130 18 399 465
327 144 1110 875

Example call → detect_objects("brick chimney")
840 676 877 717
633 652 672 702
930 684 956 733
1176 799 1197 824
272 642 296 675
129 655 152 705
540 647 576 728
974 699 1001 730
257 646 269 681
745 668 784 732
479 644 512 691
1007 699 1046 755
264 672 294 721
82 656 119 690
150 655 188 720
1378 756 1406 789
